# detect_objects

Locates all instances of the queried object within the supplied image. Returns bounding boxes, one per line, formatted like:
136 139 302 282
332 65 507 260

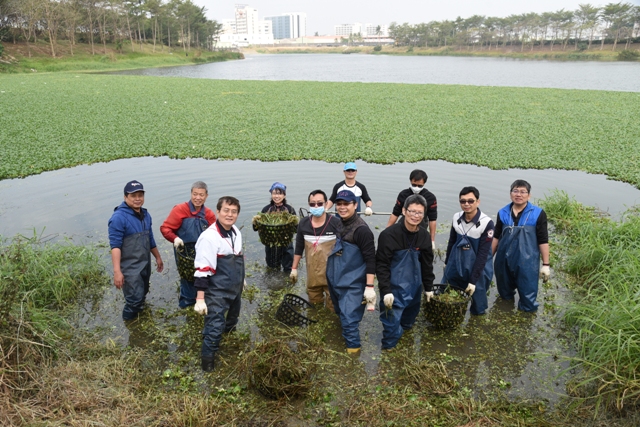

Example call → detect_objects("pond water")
112 54 640 92
3 157 640 403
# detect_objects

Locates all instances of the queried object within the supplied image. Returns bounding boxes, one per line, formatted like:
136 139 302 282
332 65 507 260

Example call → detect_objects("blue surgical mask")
310 207 325 217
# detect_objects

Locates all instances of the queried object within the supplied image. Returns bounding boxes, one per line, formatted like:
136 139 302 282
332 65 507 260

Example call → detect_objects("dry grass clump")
243 338 322 400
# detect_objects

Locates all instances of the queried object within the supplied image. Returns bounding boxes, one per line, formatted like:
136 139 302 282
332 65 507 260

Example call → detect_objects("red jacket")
160 202 216 243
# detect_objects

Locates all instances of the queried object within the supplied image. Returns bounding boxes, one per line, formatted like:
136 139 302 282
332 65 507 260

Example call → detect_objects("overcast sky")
198 0 640 35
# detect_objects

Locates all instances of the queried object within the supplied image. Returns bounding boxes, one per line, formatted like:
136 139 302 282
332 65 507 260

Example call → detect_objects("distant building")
235 4 258 34
335 23 362 36
265 13 307 39
220 19 236 35
363 24 388 37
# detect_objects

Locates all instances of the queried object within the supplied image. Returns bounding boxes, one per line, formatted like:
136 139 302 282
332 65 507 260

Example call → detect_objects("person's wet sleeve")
536 210 549 244
444 225 456 265
354 226 376 275
375 231 394 296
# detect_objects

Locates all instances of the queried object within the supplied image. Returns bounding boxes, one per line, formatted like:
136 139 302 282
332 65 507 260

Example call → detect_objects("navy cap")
344 162 357 171
124 180 145 194
269 182 286 193
335 190 357 203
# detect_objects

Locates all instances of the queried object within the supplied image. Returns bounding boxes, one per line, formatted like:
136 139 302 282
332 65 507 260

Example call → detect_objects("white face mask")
410 185 424 194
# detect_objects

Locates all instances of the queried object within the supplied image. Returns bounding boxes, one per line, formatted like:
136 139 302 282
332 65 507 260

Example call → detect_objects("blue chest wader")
495 207 541 312
380 247 422 349
121 230 151 320
442 230 493 315
202 253 245 358
175 205 209 308
326 239 367 349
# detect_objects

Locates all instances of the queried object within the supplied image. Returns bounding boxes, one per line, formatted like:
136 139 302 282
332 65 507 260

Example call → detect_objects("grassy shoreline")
0 41 243 73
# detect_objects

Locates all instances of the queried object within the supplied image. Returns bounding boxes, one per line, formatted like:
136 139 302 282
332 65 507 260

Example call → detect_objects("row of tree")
388 3 640 51
0 0 222 57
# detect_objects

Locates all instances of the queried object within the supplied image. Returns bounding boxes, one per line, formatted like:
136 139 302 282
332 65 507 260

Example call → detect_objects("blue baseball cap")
269 182 286 193
344 162 357 171
335 190 357 203
124 180 144 194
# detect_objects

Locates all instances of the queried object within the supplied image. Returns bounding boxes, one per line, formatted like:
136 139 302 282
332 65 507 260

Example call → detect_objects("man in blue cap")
325 162 373 215
326 190 376 354
108 180 164 320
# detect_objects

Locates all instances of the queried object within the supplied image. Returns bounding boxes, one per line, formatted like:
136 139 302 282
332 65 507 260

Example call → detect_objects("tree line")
388 3 640 51
0 0 222 57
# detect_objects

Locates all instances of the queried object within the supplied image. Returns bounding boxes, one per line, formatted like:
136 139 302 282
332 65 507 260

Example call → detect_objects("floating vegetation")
253 212 299 247
1 75 639 189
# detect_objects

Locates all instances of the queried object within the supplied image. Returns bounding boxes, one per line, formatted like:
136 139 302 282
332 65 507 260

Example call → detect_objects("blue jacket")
108 201 157 250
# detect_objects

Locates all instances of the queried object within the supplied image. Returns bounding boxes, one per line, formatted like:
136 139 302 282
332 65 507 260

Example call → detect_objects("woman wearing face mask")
252 182 296 273
385 169 438 250
290 190 342 311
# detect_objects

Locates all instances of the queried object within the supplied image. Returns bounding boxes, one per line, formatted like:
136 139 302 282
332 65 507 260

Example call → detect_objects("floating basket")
176 244 196 282
254 212 299 247
275 294 318 327
424 284 470 329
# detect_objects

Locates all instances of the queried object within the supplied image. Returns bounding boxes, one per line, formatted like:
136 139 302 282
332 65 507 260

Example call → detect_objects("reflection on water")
2 157 638 403
110 54 640 92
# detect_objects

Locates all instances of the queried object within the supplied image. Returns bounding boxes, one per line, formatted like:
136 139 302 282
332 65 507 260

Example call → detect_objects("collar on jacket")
215 220 236 238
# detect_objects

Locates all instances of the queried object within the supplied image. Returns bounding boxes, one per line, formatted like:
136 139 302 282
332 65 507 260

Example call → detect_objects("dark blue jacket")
108 201 157 250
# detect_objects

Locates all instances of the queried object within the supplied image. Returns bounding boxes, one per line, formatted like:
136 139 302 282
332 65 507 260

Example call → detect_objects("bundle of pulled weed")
242 337 322 399
541 192 640 411
398 357 457 395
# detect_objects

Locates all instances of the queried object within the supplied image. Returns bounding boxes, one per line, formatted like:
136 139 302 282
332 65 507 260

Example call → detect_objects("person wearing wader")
252 182 296 273
442 186 494 315
108 180 164 321
492 180 550 312
326 190 377 354
325 162 373 216
290 190 342 311
193 196 244 372
386 169 438 251
160 181 216 308
376 194 435 349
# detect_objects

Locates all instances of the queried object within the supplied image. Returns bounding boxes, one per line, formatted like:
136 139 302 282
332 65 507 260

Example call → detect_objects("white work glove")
465 283 476 296
363 286 376 311
252 215 260 223
540 265 551 283
425 291 434 302
383 293 394 309
364 207 373 216
194 299 207 315
173 237 184 248
431 241 436 251
289 269 298 283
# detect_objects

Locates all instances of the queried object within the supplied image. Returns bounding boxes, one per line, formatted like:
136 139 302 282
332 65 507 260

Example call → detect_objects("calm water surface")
112 54 640 92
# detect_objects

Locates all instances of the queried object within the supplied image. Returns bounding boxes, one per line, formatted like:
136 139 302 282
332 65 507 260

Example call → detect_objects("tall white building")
334 23 362 36
235 4 259 34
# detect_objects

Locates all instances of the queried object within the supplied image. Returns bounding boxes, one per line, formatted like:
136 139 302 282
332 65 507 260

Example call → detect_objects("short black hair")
409 169 428 183
217 196 241 213
459 186 479 199
404 194 427 210
308 189 327 202
510 180 531 193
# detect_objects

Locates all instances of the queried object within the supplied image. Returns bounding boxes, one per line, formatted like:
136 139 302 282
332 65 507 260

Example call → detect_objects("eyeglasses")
344 169 356 173
308 202 324 207
459 199 476 205
406 209 425 217
511 189 529 195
